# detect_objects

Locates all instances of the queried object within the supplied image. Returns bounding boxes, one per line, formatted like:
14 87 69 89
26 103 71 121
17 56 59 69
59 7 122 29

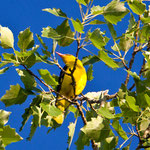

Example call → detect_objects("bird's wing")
57 65 68 93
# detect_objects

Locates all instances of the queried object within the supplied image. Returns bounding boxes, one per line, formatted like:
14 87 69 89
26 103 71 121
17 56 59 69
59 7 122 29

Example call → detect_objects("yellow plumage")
54 52 87 124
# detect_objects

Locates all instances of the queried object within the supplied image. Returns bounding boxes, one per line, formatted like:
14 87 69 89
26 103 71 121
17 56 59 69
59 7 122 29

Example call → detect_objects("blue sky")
0 0 150 150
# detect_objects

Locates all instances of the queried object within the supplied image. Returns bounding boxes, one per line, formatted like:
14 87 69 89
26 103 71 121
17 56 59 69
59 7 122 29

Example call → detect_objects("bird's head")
56 52 83 68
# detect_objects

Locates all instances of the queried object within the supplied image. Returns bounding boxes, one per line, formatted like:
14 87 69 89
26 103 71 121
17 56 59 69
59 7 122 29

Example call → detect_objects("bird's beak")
56 52 65 58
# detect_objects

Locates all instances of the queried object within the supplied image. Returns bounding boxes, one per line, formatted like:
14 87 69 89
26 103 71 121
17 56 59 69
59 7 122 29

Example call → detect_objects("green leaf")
82 55 100 66
119 36 133 51
0 110 11 126
0 125 23 146
90 29 108 50
0 62 9 69
112 119 128 140
81 116 110 142
98 107 115 119
87 64 93 81
42 8 67 18
69 105 79 119
0 67 9 75
16 69 37 90
76 0 89 6
107 22 117 39
128 13 136 30
27 106 41 141
0 139 5 150
40 102 62 117
18 27 34 51
103 131 118 150
98 50 119 68
56 19 74 47
75 131 90 150
1 84 28 107
89 20 105 25
128 0 146 15
20 95 42 131
90 5 104 15
144 94 150 107
127 70 140 80
38 69 58 87
103 1 129 24
35 52 54 65
67 120 77 149
126 95 140 112
140 120 150 131
2 53 16 63
24 53 36 68
141 17 150 24
72 18 84 33
15 45 39 68
41 26 62 40
36 34 48 50
0 26 14 49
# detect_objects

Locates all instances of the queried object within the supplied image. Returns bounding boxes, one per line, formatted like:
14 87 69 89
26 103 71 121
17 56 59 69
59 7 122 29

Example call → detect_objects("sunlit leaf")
87 64 93 81
27 106 41 141
76 0 90 6
20 95 42 131
1 84 28 107
128 13 136 30
89 20 105 25
119 36 133 51
103 1 129 24
0 62 9 69
98 107 115 119
141 17 150 24
82 55 100 66
126 95 140 112
40 102 62 117
112 119 128 140
67 120 77 149
0 125 23 146
41 26 61 40
103 131 118 150
127 70 140 80
0 26 14 49
128 0 146 15
56 19 74 47
140 120 150 131
35 52 54 65
38 69 58 87
75 131 90 150
0 67 9 75
18 27 34 51
36 34 48 50
0 110 11 126
16 69 37 90
81 116 110 142
43 8 67 18
2 53 16 63
90 29 108 50
72 18 84 33
90 5 104 15
107 22 117 39
98 50 119 68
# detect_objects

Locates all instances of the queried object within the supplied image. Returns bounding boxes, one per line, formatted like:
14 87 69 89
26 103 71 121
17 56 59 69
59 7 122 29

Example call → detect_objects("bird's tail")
53 98 70 124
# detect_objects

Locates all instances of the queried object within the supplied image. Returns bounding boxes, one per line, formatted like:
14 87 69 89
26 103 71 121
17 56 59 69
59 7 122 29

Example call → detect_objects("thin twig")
129 37 150 91
125 15 141 86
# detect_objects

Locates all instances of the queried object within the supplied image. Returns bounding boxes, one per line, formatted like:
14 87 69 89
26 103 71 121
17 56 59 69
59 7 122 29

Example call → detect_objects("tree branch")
125 15 141 86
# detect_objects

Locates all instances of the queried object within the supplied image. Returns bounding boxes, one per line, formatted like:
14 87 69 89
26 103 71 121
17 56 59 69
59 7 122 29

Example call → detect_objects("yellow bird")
54 52 87 124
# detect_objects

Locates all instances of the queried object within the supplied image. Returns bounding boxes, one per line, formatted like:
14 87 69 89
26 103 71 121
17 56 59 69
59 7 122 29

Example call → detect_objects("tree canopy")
0 0 150 149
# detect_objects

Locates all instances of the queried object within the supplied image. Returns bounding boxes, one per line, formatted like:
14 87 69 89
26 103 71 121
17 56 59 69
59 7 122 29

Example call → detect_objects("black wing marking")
57 65 68 93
